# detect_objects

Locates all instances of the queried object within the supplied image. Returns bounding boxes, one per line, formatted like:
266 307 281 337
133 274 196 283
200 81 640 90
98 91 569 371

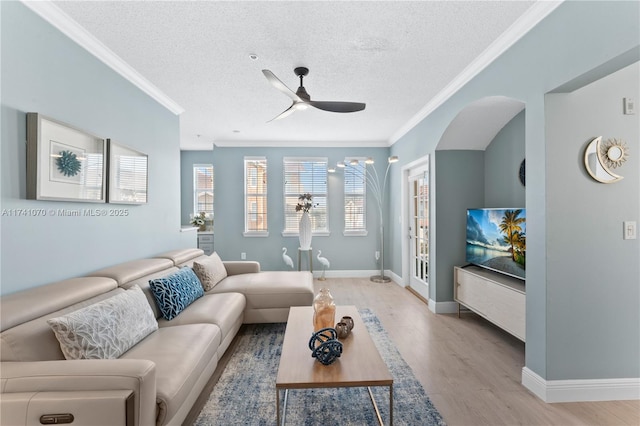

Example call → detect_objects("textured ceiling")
52 1 537 150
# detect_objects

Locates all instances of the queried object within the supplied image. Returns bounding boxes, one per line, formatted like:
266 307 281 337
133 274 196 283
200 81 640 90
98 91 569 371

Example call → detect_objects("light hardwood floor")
318 277 640 426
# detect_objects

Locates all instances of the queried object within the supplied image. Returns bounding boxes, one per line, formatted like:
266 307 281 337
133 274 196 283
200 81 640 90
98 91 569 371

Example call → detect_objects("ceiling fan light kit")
262 67 366 122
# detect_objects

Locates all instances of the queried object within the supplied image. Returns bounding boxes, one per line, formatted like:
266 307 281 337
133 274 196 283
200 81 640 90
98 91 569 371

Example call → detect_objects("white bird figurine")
282 247 294 269
316 250 330 281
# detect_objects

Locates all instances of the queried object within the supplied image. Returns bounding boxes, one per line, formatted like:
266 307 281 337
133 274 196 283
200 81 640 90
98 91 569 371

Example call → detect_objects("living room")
1 1 639 425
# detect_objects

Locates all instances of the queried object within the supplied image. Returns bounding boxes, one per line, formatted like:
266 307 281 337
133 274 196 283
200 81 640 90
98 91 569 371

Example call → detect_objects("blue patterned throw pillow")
150 267 204 320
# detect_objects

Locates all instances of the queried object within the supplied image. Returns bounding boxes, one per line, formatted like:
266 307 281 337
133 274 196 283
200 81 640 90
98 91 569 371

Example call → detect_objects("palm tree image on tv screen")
466 208 526 280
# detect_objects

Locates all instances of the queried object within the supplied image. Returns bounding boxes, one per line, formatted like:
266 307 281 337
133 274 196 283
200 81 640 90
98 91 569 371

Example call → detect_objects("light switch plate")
623 221 637 240
623 98 635 115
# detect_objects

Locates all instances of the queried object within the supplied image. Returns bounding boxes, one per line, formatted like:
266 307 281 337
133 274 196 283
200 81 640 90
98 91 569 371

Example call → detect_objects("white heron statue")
316 250 330 281
282 247 294 269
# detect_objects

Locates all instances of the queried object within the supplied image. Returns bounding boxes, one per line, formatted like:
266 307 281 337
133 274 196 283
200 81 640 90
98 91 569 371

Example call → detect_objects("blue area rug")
195 309 446 425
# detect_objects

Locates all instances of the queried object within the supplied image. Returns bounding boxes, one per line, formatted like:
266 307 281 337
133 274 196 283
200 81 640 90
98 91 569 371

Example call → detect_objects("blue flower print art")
56 149 82 177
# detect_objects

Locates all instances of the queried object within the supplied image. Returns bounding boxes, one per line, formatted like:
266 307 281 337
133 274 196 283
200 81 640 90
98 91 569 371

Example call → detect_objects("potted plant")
190 212 208 232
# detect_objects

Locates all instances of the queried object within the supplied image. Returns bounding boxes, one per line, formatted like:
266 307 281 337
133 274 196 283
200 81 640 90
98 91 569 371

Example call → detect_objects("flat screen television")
466 208 526 280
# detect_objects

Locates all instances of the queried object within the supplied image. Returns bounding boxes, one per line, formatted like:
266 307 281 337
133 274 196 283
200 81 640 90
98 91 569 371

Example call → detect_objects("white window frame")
193 164 214 219
343 157 368 236
243 157 268 237
282 157 329 237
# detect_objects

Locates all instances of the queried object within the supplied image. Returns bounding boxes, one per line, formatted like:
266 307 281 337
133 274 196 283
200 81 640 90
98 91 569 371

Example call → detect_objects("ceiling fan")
262 67 366 122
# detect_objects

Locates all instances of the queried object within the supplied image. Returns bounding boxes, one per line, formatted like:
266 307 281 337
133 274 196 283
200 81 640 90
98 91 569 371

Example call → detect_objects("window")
344 158 367 235
283 157 328 235
193 164 214 218
244 157 268 236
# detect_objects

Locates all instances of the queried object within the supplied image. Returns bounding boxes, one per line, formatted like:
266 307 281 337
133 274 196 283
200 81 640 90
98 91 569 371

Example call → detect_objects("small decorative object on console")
313 288 336 332
340 316 354 332
335 322 350 339
308 327 343 365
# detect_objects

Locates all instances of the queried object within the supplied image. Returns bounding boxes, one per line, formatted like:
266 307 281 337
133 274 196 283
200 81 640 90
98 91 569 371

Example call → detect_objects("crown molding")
389 1 564 145
21 0 185 115
186 139 390 149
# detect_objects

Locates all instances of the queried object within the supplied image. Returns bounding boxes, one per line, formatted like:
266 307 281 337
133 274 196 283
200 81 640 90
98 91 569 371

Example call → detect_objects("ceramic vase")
299 211 312 250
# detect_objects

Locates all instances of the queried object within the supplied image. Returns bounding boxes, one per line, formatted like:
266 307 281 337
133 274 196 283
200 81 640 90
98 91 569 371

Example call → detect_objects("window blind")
245 157 267 233
283 158 328 233
193 164 214 216
344 160 366 231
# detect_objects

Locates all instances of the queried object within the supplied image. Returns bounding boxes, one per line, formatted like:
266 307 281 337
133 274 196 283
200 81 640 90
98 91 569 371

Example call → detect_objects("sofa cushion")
47 285 158 360
209 271 314 310
154 248 204 266
1 288 125 362
157 293 245 342
120 267 180 319
87 258 174 286
120 324 221 426
150 267 204 320
192 252 227 291
0 277 117 333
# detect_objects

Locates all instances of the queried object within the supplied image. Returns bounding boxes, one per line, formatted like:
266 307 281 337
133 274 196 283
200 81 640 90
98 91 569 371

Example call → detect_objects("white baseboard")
313 269 397 280
428 300 458 314
522 367 640 402
387 270 404 287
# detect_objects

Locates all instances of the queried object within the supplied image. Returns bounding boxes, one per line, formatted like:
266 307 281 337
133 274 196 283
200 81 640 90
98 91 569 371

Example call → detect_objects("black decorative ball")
308 327 343 365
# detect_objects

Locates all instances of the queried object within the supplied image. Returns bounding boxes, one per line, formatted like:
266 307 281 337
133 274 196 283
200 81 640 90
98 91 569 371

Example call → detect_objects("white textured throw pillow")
192 252 228 291
47 285 158 360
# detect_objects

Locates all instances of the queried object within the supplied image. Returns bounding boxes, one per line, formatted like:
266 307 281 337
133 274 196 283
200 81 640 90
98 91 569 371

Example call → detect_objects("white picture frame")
26 113 106 202
107 139 148 204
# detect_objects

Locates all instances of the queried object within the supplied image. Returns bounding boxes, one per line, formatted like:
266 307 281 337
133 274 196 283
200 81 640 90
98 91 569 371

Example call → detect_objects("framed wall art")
107 139 148 204
26 113 106 202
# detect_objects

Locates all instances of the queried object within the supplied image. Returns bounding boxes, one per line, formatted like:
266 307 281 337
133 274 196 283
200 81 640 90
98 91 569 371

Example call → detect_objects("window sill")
243 231 269 237
343 230 368 237
282 231 331 237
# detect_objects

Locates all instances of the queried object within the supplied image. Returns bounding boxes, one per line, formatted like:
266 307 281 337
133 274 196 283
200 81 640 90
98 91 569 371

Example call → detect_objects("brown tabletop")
276 305 393 425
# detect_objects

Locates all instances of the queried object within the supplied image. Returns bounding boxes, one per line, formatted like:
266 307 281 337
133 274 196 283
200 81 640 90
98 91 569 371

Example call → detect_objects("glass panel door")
409 168 429 292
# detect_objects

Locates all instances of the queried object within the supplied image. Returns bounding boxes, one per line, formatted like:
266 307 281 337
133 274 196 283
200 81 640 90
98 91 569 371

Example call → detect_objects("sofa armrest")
223 261 260 275
1 360 156 426
2 390 135 426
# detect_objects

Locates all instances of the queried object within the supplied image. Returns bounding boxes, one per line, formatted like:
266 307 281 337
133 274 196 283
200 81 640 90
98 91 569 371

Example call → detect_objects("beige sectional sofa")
0 248 314 426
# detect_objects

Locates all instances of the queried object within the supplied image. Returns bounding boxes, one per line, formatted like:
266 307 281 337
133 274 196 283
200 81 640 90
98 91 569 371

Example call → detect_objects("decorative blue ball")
308 327 343 365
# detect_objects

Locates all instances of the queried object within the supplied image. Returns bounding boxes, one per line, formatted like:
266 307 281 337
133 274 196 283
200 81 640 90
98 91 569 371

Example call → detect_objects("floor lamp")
335 155 398 283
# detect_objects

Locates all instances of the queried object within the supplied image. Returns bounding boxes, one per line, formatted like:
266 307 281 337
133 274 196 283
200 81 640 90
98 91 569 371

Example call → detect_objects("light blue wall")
434 151 484 301
181 147 392 272
484 110 526 208
389 0 639 381
0 2 193 295
545 62 639 380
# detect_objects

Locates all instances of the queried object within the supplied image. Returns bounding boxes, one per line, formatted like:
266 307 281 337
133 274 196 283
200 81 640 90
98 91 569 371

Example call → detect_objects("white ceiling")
48 0 544 150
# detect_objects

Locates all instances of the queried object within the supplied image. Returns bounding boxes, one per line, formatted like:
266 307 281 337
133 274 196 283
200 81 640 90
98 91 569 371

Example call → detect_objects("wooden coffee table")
276 305 393 425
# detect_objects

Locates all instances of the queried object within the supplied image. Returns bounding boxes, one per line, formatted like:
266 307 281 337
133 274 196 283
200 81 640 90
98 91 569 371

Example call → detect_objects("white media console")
454 265 526 342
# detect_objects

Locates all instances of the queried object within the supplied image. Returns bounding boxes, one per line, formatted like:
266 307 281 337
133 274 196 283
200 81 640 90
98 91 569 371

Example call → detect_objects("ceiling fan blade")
262 69 302 102
308 101 366 113
267 103 298 122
